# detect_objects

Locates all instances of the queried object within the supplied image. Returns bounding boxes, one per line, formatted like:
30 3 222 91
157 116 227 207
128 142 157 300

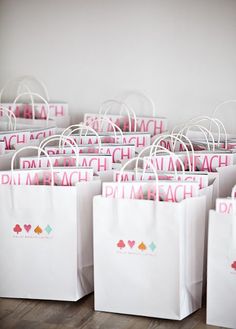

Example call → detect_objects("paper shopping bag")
45 143 135 163
0 167 94 186
84 112 167 136
0 180 101 301
207 209 236 328
93 195 206 319
216 165 236 198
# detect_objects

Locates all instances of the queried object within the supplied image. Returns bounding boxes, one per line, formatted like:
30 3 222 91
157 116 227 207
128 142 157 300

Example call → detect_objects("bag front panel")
0 185 79 301
93 196 184 319
207 211 236 328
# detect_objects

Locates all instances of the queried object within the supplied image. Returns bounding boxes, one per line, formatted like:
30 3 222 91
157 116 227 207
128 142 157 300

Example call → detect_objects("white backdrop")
0 0 236 129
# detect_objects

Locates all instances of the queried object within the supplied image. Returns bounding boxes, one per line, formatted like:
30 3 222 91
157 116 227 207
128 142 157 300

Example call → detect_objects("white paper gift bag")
93 156 207 319
52 121 136 164
118 90 168 135
0 146 101 301
207 207 236 327
0 76 70 128
84 93 168 136
1 91 57 128
93 194 206 320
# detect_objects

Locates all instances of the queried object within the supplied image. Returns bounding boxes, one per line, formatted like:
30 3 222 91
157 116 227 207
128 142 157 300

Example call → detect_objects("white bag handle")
150 149 185 178
151 133 194 171
0 106 17 131
16 84 35 121
177 124 215 151
0 76 50 102
99 99 137 132
17 76 50 101
84 116 124 139
11 146 54 186
135 145 185 180
39 135 80 167
117 156 159 201
171 116 219 135
172 116 221 139
183 124 215 151
171 121 189 136
174 116 227 148
213 100 236 118
61 123 102 152
211 100 236 140
60 122 83 137
120 90 156 116
13 92 50 122
171 116 226 147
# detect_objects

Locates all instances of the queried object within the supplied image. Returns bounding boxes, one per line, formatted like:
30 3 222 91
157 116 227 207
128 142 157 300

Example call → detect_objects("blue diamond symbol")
45 225 52 234
149 242 156 252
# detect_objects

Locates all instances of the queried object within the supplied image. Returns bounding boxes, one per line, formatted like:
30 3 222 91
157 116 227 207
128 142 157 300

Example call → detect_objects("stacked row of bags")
0 76 70 163
0 87 236 327
0 76 70 128
0 89 166 301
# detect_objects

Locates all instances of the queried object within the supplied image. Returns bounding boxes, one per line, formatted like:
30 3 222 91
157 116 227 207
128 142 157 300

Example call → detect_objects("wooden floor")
0 294 222 329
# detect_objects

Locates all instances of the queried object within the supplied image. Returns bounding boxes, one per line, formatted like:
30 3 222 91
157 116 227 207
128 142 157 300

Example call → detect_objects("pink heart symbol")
128 240 135 248
24 224 31 233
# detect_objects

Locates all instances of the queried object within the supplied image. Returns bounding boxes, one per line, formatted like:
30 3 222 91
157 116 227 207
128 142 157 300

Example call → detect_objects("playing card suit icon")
117 240 125 249
13 224 22 234
231 261 236 271
45 225 52 234
128 240 135 248
138 242 147 251
149 242 156 252
34 225 43 235
24 224 31 233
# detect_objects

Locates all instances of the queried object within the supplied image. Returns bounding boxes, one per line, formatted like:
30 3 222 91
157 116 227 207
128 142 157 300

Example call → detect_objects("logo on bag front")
230 261 236 274
116 239 156 256
13 224 22 234
12 224 53 239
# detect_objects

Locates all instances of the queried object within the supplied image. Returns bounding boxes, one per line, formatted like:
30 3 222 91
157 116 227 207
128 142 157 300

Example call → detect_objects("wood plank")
0 295 222 329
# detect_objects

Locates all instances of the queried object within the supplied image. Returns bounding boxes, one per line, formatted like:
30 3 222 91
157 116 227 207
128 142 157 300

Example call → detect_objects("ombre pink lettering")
104 185 115 197
9 133 26 147
130 185 144 199
55 105 64 117
26 173 40 185
182 184 194 198
147 186 157 200
90 157 108 171
21 159 37 169
218 154 231 167
218 201 232 214
38 105 47 119
159 140 171 151
122 117 131 132
1 173 10 184
138 119 164 135
13 105 21 117
23 104 33 119
3 133 26 150
42 172 51 185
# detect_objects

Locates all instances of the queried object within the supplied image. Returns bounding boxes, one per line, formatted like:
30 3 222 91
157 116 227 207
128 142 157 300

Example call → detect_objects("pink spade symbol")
13 224 22 234
117 240 125 249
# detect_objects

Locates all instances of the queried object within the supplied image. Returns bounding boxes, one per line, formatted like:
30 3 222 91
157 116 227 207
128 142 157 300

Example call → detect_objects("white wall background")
0 0 236 129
